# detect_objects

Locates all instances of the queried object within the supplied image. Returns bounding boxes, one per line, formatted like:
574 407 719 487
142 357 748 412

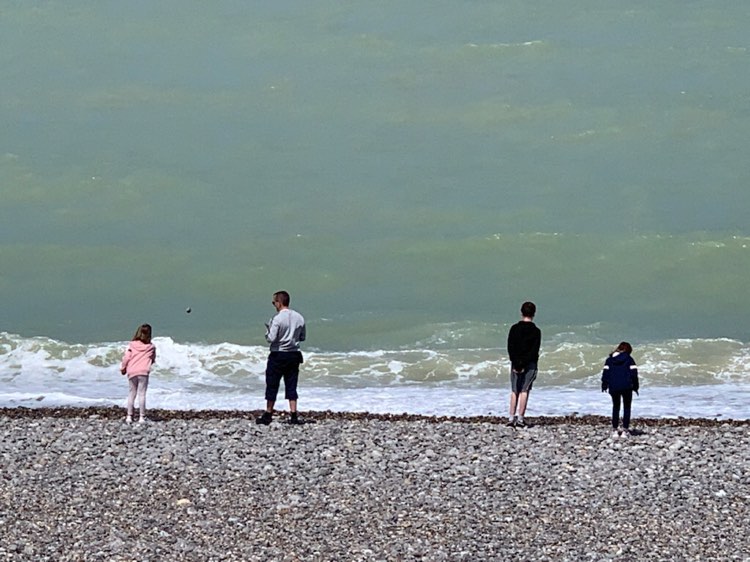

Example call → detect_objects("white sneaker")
621 428 631 438
611 429 619 439
126 416 133 424
138 417 146 424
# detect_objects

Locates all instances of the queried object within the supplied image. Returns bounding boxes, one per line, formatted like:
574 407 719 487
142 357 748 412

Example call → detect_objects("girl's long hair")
614 341 632 355
133 323 152 344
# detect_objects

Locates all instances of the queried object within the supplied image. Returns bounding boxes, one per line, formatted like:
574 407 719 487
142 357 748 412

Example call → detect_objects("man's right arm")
265 317 279 344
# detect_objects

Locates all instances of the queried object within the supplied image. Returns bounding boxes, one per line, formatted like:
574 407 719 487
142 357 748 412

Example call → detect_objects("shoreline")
2 405 749 427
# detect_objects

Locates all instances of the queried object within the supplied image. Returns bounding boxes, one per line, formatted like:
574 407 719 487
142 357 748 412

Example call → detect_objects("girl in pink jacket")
120 323 156 423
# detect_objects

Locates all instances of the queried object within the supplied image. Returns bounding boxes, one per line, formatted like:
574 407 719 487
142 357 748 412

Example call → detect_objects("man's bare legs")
259 398 298 425
264 398 296 414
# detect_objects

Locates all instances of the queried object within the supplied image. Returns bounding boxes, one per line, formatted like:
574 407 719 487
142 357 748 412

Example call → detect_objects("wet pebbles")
1 407 748 561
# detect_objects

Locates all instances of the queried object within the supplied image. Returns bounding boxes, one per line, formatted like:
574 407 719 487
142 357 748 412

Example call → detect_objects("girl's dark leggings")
610 390 633 429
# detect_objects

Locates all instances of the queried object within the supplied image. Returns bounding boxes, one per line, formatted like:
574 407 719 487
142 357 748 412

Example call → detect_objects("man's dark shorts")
265 351 304 401
511 363 538 394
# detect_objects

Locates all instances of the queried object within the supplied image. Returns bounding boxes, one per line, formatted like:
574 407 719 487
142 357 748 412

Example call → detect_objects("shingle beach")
1 407 748 561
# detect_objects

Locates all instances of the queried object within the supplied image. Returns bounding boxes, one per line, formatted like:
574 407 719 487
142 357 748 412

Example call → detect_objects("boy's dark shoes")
256 412 272 425
289 417 304 425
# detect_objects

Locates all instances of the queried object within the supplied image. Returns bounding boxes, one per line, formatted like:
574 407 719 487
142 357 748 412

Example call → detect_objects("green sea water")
1 1 749 349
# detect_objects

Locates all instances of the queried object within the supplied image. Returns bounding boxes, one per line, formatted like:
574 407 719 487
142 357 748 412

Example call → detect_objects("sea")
1 1 749 419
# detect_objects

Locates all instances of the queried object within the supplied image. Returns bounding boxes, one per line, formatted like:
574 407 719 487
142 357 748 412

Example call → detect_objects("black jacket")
601 352 639 393
507 321 541 371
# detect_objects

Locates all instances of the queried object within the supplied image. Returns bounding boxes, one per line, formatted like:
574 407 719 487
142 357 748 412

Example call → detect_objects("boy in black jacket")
601 341 640 438
506 301 542 427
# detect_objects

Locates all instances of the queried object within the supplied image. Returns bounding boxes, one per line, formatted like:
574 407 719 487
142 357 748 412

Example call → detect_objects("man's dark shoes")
256 412 272 425
289 413 303 425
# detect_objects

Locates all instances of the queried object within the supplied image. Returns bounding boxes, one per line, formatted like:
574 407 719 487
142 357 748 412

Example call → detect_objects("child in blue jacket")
601 342 639 437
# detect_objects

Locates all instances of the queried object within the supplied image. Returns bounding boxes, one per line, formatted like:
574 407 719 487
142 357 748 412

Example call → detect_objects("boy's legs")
517 391 530 417
516 365 537 419
509 368 521 420
509 391 519 419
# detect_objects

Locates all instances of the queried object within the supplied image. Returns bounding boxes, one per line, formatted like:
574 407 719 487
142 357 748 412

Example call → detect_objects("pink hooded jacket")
120 340 156 378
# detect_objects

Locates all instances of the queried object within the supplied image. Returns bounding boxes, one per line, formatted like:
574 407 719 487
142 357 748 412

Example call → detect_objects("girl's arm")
120 346 132 375
630 357 639 393
601 359 610 391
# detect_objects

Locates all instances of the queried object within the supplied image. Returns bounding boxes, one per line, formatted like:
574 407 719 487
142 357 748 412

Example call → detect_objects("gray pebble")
0 415 748 561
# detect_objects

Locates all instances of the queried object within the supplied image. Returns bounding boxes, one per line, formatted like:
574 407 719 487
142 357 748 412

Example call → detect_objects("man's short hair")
274 291 291 307
520 301 536 318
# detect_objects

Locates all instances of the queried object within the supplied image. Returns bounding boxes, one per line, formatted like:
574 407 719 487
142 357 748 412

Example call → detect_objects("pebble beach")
1 407 749 562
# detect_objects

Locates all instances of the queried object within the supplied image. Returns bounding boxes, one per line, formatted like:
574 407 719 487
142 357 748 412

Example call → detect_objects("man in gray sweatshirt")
257 290 306 425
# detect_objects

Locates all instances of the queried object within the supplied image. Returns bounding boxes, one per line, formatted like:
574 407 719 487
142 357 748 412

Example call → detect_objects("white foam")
1 332 749 418
6 384 747 420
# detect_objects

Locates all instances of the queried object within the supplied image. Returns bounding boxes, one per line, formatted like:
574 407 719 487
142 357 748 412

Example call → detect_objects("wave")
2 332 749 418
464 40 547 50
2 332 748 389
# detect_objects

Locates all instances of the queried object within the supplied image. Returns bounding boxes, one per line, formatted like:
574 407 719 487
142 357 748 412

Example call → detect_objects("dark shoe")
256 412 272 425
289 417 304 425
516 419 526 428
506 418 517 428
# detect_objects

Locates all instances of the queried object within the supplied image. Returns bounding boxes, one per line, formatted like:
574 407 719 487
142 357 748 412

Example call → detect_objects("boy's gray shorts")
511 364 538 393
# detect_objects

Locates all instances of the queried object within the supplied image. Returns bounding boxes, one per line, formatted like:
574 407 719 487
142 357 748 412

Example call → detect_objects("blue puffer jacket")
601 352 639 393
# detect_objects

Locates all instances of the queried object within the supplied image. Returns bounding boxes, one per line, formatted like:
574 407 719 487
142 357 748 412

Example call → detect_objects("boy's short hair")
520 301 536 318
